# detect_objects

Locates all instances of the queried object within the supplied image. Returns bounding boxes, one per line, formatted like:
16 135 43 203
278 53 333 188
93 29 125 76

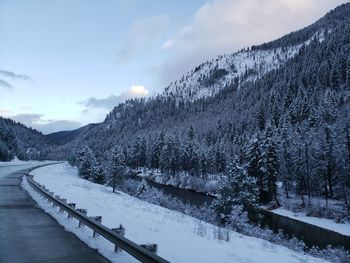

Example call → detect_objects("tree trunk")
273 183 280 206
305 141 311 203
327 162 333 197
113 173 116 193
284 183 289 199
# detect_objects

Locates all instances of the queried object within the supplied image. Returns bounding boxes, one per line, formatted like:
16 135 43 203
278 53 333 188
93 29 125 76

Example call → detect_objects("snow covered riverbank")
271 207 350 237
27 162 330 263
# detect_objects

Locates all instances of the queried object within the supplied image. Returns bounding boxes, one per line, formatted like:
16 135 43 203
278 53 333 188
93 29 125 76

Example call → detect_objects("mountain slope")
46 123 98 145
52 4 350 205
0 117 53 160
160 2 350 103
163 33 321 102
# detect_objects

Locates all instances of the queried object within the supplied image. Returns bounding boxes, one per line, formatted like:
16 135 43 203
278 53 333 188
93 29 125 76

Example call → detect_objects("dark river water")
137 177 350 251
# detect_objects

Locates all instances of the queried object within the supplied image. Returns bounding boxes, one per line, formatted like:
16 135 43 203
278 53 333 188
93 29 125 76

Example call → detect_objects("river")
137 177 350 251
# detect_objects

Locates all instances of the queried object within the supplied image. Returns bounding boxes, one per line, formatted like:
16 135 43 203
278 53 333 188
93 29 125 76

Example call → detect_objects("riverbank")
132 169 350 240
129 172 350 251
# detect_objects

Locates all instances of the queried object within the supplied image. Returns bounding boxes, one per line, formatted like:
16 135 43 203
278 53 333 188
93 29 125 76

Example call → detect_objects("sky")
0 0 348 134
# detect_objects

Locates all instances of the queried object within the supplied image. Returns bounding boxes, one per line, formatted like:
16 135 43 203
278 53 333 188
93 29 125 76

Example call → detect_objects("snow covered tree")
139 137 147 168
257 107 266 131
181 126 200 176
91 161 106 185
159 136 173 173
346 59 350 88
279 126 294 198
247 135 264 201
111 146 126 192
262 129 280 206
0 140 10 161
77 146 94 180
212 157 258 223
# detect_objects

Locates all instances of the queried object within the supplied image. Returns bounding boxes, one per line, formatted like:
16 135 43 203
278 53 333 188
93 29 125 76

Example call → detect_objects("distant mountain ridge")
46 123 98 145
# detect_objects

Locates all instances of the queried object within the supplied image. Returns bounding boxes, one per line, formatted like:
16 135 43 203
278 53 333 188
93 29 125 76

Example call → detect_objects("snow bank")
29 163 328 263
22 177 137 263
272 208 350 237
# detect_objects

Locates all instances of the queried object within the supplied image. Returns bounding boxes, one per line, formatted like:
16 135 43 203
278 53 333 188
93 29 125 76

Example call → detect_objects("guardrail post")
59 198 67 213
90 216 102 237
141 244 157 254
77 209 87 227
67 203 76 218
53 195 60 208
112 225 125 252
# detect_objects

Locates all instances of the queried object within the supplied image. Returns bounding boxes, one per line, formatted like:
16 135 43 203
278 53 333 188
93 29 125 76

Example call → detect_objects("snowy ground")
271 207 350 237
135 167 221 194
267 187 350 237
27 162 329 263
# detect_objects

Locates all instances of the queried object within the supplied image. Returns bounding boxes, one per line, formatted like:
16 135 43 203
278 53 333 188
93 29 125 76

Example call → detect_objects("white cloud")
81 85 149 110
116 14 169 64
8 113 81 134
158 0 348 86
131 85 148 95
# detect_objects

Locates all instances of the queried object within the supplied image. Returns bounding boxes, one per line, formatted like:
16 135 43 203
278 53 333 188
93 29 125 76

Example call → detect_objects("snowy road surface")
0 163 109 263
30 162 330 263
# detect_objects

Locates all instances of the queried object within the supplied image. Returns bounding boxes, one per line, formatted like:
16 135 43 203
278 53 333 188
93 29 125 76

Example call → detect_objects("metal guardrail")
25 173 170 263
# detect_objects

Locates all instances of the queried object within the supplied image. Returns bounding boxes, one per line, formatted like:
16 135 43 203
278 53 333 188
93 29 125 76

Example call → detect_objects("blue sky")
0 0 348 134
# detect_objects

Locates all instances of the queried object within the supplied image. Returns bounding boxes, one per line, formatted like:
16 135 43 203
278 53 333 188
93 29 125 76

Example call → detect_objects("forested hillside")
56 3 350 209
3 3 348 213
0 117 52 161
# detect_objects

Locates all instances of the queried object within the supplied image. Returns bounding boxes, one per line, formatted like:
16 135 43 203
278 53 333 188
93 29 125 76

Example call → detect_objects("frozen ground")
136 168 221 194
272 207 350 237
27 162 329 263
268 186 350 237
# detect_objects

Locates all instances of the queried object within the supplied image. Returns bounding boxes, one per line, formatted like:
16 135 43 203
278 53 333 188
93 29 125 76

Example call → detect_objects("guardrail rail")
25 173 170 263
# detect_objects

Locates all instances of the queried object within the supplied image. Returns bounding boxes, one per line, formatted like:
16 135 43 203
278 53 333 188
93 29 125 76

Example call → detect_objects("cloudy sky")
0 0 348 134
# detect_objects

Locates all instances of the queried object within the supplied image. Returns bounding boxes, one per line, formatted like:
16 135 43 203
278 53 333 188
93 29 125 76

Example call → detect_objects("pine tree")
149 131 165 171
317 61 330 87
181 126 200 175
279 126 294 199
212 157 258 223
272 103 281 128
263 129 280 206
324 126 336 198
111 146 126 192
91 161 106 185
247 136 264 201
330 60 341 90
78 147 94 180
257 107 266 131
139 137 147 168
132 136 141 169
0 140 10 161
160 136 173 173
346 59 350 89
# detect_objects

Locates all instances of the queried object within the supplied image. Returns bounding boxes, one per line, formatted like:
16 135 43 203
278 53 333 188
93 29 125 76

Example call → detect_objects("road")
0 164 109 263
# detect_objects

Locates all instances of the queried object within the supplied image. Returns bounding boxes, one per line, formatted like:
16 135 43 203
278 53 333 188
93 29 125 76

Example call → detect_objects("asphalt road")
0 164 109 263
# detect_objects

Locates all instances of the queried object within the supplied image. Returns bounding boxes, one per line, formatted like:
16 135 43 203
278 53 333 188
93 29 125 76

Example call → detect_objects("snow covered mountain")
163 33 323 102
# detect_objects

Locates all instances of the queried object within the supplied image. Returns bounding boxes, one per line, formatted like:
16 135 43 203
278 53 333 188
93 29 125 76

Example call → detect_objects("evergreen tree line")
60 12 350 210
0 117 52 161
